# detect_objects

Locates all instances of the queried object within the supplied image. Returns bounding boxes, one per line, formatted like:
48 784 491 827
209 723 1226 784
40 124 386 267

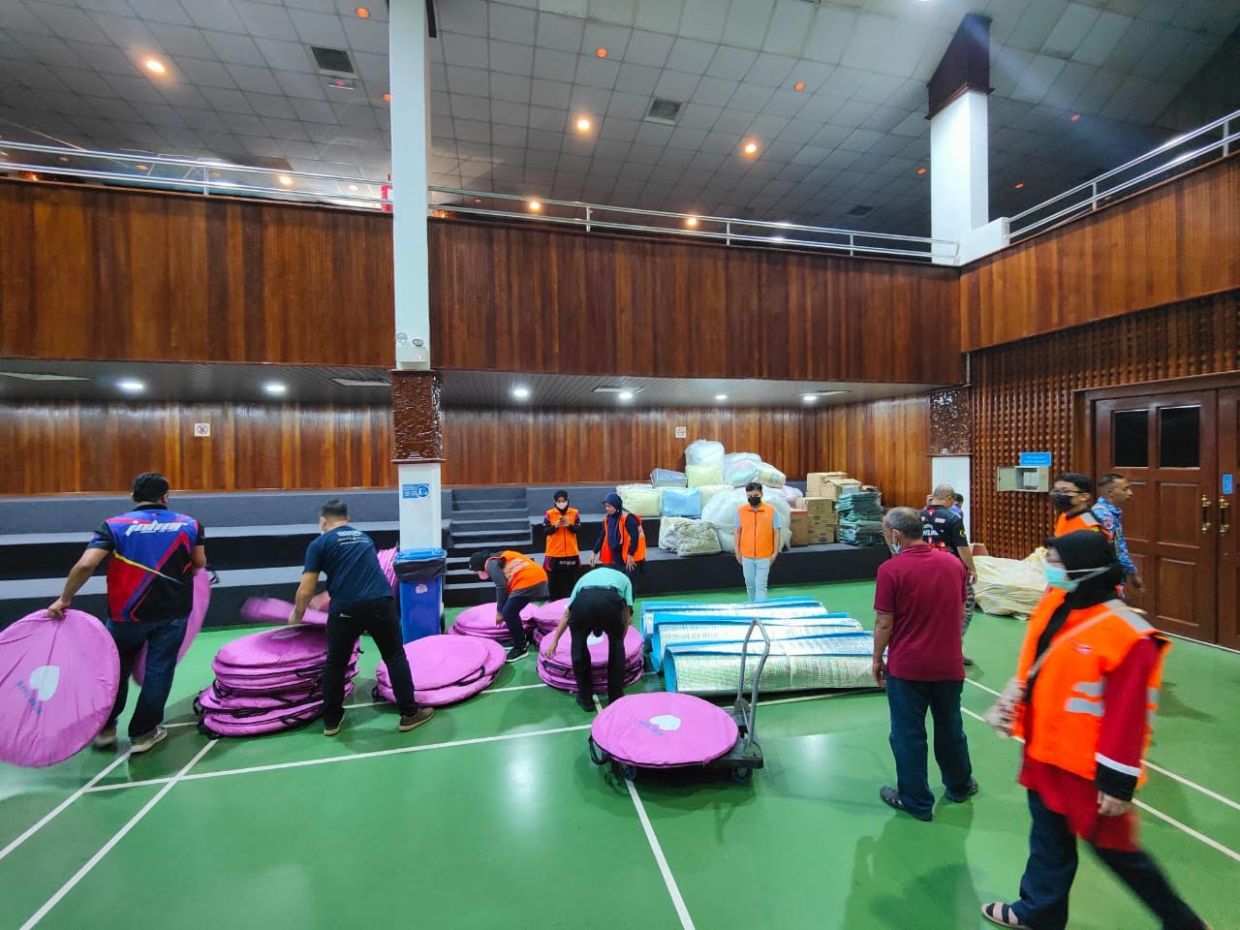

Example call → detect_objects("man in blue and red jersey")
48 472 206 754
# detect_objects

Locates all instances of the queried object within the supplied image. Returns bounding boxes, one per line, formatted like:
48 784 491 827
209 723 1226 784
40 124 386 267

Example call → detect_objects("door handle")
1201 495 1212 534
1220 497 1231 536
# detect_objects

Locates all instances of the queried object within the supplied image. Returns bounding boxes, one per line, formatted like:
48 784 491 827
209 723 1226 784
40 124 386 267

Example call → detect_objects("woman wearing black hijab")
981 531 1209 930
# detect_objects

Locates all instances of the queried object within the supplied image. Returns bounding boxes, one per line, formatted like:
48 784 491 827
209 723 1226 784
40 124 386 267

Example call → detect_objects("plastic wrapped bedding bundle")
675 521 722 557
664 631 877 696
774 485 801 505
723 454 762 487
659 517 695 551
650 468 688 488
684 439 725 468
650 615 862 671
754 463 786 487
537 626 645 693
973 553 1049 619
685 463 724 488
661 487 702 518
695 483 733 510
700 487 793 554
640 595 825 637
617 484 663 518
375 634 505 707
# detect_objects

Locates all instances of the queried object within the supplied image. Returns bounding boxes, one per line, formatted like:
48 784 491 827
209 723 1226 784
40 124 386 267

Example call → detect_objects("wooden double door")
1089 383 1239 649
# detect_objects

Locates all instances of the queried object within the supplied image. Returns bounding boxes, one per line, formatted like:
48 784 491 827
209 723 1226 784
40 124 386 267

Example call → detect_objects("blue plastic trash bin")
395 548 447 643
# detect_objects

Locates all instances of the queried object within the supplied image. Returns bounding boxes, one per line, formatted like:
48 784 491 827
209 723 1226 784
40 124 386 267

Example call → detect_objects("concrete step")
452 487 525 502
448 518 531 534
443 580 498 607
452 500 528 513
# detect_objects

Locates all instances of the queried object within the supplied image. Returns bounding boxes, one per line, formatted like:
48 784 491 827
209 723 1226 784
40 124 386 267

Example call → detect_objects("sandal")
981 902 1031 929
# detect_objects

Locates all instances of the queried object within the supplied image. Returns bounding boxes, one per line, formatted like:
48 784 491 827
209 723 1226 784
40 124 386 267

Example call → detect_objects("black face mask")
747 496 762 507
1050 491 1078 512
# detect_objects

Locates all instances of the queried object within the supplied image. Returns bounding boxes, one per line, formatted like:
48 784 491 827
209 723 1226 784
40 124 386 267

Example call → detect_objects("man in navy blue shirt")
292 499 432 737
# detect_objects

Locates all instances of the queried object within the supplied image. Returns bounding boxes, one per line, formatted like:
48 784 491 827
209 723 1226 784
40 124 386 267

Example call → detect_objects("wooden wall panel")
0 402 393 495
970 290 1239 558
961 158 1240 351
0 180 394 366
429 221 962 383
808 396 932 510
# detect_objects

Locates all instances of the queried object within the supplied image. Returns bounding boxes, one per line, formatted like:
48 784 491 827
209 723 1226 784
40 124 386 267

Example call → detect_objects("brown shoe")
399 707 435 732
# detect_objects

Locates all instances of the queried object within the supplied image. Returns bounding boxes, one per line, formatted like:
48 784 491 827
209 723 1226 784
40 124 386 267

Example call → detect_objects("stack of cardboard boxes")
788 473 863 547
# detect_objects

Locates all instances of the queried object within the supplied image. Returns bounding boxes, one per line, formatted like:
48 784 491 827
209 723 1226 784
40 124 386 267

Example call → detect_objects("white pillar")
389 0 441 551
930 89 989 265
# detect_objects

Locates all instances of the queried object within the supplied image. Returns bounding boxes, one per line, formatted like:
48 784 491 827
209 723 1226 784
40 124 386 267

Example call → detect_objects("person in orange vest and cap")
469 549 548 664
542 490 581 600
1050 472 1111 539
980 530 1208 930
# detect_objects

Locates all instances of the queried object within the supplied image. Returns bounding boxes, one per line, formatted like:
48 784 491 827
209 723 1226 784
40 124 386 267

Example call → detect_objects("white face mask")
886 533 901 555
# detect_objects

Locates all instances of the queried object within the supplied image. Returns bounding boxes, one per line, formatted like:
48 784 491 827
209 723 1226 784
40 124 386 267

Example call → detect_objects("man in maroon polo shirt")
872 506 977 821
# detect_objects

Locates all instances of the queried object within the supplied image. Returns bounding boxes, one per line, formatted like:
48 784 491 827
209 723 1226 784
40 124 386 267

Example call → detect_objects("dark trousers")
106 616 187 738
886 676 974 818
546 557 581 600
500 592 539 650
1015 790 1205 930
324 597 416 723
568 589 629 704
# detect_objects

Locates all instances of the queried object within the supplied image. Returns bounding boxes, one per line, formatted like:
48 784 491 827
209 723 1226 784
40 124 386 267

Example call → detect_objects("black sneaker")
575 697 595 712
505 645 530 664
963 656 976 667
398 707 435 732
946 778 980 803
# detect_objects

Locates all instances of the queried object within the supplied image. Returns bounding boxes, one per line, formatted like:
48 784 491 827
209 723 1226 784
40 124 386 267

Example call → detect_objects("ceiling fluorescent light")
331 378 390 388
0 371 90 382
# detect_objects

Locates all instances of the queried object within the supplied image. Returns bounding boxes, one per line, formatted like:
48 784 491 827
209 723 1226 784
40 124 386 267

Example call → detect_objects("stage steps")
443 488 532 605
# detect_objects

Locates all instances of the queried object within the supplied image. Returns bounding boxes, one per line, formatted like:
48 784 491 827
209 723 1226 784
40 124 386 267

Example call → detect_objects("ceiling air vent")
845 204 874 218
312 46 356 75
644 98 683 125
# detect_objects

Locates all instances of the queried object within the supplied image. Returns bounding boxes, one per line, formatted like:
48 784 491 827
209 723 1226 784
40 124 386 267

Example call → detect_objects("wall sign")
674 426 687 439
1224 474 1234 496
1018 451 1053 468
402 483 430 500
193 423 211 438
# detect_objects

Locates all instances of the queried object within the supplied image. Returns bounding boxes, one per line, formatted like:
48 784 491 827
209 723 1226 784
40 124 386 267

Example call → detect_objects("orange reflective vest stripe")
600 513 646 563
491 550 547 592
544 507 580 558
1013 592 1168 785
1055 510 1111 540
736 503 777 559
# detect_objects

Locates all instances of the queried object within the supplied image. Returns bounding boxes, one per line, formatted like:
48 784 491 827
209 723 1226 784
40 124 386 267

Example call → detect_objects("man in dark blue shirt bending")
292 499 433 737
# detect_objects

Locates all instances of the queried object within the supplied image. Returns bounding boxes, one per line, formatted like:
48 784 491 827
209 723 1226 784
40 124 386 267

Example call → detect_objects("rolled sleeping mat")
640 596 822 636
650 616 863 672
646 607 848 646
134 569 211 685
590 691 738 769
0 609 119 768
664 631 876 696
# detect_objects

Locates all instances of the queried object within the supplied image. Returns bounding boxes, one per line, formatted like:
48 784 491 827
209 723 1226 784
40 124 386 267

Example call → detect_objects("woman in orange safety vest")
980 531 1207 930
590 493 645 590
542 490 581 600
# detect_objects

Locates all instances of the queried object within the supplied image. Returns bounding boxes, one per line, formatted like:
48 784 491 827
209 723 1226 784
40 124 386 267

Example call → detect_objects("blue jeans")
1014 790 1205 930
106 616 187 738
741 557 771 602
885 676 973 819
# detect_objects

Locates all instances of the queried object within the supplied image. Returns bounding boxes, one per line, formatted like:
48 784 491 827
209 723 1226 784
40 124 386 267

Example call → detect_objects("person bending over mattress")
470 549 549 663
542 566 634 712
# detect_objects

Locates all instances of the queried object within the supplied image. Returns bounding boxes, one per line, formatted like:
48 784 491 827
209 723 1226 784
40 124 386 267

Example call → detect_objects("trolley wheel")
619 764 638 781
192 698 203 716
731 766 753 785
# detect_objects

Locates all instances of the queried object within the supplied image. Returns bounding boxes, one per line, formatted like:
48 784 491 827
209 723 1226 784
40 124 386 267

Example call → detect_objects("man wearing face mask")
873 507 975 822
293 499 432 737
980 531 1207 930
734 482 782 602
542 490 582 600
1050 473 1110 539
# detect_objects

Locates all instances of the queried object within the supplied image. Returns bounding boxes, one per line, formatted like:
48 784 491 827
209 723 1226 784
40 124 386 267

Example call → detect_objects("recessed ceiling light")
1070 113 1081 122
277 174 294 187
264 381 287 396
512 386 531 400
527 199 542 212
715 393 728 401
58 155 70 163
118 379 146 393
355 6 371 18
793 81 806 92
347 183 359 192
801 393 818 404
136 163 148 170
575 116 592 133
595 47 608 58
916 166 927 175
742 141 759 156
617 390 635 402
685 216 699 228
143 57 167 75
1014 182 1025 190
382 92 391 103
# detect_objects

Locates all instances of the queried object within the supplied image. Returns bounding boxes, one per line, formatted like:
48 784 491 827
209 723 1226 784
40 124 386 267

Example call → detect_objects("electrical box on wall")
997 466 1049 493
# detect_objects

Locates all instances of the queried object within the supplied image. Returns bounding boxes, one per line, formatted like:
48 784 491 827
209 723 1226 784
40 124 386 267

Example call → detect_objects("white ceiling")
0 0 1236 235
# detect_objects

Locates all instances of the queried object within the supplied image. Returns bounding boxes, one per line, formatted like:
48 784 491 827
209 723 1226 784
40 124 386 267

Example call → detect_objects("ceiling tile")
721 0 774 51
634 0 684 35
441 33 489 69
183 2 248 34
490 40 535 76
437 0 489 37
763 0 814 58
488 4 537 45
582 23 632 58
653 69 700 99
666 37 717 74
613 62 660 95
692 75 738 107
532 47 578 81
536 13 584 53
574 54 620 90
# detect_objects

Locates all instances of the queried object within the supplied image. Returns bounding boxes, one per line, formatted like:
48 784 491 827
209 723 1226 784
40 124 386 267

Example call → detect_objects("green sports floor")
2 580 1237 930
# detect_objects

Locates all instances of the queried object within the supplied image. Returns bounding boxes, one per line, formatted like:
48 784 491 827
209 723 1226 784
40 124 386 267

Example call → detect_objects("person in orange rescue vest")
469 549 548 664
591 492 646 591
542 490 581 600
980 530 1209 930
734 482 781 601
1050 472 1111 539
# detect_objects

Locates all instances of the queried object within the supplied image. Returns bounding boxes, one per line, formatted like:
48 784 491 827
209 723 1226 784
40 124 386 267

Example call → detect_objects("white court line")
963 678 1240 813
623 774 697 929
20 740 218 930
959 707 1240 864
0 751 133 865
83 723 594 794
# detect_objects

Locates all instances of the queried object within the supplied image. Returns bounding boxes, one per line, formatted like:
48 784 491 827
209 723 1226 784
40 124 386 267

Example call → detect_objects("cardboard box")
806 523 837 545
823 479 862 502
805 472 832 498
795 496 837 521
789 509 810 547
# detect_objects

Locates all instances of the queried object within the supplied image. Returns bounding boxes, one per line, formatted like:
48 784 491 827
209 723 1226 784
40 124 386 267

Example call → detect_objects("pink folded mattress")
240 597 328 628
590 692 739 768
375 635 504 690
450 602 536 640
0 609 120 768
